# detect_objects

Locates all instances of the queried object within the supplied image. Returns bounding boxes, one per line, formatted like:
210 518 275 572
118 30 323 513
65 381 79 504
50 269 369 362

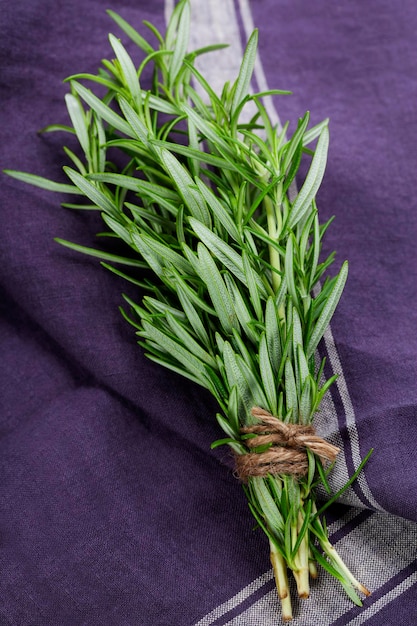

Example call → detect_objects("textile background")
1 1 416 624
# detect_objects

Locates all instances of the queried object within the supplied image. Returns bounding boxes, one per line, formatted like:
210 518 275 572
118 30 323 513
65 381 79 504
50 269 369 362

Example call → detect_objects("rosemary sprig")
4 1 372 620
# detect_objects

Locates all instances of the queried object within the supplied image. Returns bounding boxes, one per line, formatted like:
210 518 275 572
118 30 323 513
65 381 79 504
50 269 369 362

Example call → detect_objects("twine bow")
235 407 340 481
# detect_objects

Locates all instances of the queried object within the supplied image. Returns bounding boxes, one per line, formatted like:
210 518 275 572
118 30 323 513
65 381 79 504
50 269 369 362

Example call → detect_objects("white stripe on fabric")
323 326 385 511
164 0 175 25
346 571 417 626
314 368 365 509
237 0 282 132
192 509 362 626
187 0 262 128
223 512 417 626
193 571 273 626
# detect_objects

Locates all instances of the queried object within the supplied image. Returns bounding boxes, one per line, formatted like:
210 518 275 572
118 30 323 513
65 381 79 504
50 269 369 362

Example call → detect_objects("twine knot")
234 407 340 481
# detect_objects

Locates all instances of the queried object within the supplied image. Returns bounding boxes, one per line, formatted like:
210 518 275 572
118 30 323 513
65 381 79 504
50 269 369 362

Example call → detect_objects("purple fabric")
1 1 416 625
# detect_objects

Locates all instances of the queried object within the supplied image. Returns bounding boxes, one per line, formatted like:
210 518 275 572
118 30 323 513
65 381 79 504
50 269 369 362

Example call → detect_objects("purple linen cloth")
1 1 416 625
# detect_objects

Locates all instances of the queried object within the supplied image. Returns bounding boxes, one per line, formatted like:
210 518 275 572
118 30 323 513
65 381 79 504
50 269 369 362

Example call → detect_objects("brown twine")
234 407 340 482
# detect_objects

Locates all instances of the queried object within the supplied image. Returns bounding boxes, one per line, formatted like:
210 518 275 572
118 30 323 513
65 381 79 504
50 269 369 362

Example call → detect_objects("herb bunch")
5 1 371 620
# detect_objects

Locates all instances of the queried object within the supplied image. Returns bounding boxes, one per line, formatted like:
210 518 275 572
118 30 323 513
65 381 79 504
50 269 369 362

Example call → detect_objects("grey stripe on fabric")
314 363 365 509
164 0 174 25
193 571 274 626
236 0 282 132
345 571 417 625
323 326 385 511
192 509 362 626
187 0 262 129
222 512 417 625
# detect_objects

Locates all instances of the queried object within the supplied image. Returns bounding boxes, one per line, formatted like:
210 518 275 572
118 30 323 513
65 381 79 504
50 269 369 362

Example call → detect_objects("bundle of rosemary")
5 1 372 620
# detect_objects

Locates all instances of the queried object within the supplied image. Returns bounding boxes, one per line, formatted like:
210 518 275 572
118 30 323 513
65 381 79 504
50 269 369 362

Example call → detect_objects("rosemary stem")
269 539 293 621
308 548 318 579
265 193 281 293
295 511 310 598
311 502 369 597
321 538 370 597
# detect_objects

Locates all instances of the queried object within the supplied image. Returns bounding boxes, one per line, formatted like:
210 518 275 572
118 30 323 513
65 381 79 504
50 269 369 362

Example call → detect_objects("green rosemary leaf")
62 146 87 175
142 19 164 45
231 328 255 369
107 10 154 55
299 377 312 424
168 0 190 88
54 238 147 267
146 94 179 115
61 202 99 210
101 214 133 246
265 297 281 377
223 341 267 414
210 436 237 450
242 250 263 321
281 111 310 174
71 81 134 137
226 386 240 434
315 448 374 520
259 333 278 414
306 208 320 292
130 232 163 276
65 72 118 91
306 261 348 358
39 123 76 134
4 170 83 195
235 352 269 410
101 263 148 288
197 244 239 334
159 149 211 226
284 359 298 420
195 178 240 242
224 274 260 345
313 373 338 413
141 234 194 275
288 124 329 230
169 267 216 316
275 275 288 312
244 177 282 226
215 412 240 440
143 296 185 321
88 173 179 204
139 319 208 381
150 139 234 172
145 353 205 388
296 344 310 390
182 60 225 116
188 43 230 59
189 217 246 283
63 167 119 216
165 313 217 368
109 34 141 106
64 94 90 160
176 282 211 347
181 104 234 158
230 29 258 116
303 118 329 146
251 476 285 535
285 234 300 311
117 96 149 144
